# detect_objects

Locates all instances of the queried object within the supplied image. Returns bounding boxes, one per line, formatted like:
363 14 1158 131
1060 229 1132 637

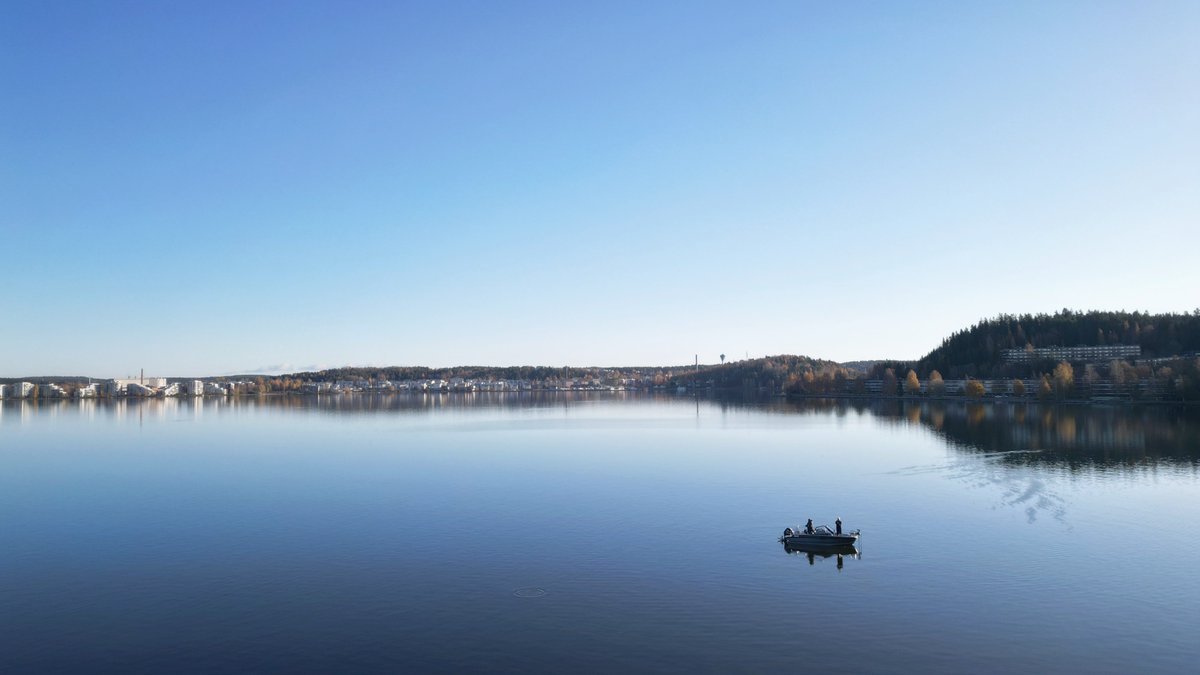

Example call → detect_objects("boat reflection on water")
781 541 861 570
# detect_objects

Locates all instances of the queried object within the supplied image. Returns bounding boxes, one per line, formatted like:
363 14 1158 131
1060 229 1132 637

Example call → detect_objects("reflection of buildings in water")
0 391 671 429
0 398 103 424
158 396 179 418
7 395 1199 473
1 400 38 425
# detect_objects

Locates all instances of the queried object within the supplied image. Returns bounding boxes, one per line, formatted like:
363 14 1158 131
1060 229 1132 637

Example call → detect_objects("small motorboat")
779 522 859 548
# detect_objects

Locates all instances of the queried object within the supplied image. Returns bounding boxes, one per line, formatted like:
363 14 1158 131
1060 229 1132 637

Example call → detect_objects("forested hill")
213 355 851 393
911 310 1200 378
266 356 849 388
665 354 852 391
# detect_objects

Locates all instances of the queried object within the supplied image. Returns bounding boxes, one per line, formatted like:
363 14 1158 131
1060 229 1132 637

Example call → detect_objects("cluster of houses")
0 375 647 400
303 377 641 394
0 377 247 399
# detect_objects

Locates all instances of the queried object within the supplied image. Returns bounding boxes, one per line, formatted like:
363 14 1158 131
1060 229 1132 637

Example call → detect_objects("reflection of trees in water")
905 402 1200 472
719 397 1200 472
712 396 1199 524
6 395 1199 475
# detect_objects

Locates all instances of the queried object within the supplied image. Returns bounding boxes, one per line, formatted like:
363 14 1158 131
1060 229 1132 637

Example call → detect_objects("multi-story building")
125 383 155 396
6 382 35 398
1001 344 1141 364
113 377 168 390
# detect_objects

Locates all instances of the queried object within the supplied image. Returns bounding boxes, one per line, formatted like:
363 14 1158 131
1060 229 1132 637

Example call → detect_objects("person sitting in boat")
805 519 814 535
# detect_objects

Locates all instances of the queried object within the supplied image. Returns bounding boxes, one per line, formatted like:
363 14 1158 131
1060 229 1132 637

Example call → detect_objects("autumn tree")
1156 366 1174 382
904 369 921 396
928 370 945 396
1038 374 1053 400
1052 361 1074 399
965 379 986 399
1012 379 1026 397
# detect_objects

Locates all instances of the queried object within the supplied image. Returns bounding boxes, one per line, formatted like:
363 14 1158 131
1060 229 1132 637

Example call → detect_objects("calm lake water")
3 394 1199 673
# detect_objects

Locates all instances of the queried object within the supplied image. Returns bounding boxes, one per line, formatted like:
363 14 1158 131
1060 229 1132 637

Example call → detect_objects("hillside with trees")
874 309 1200 379
664 355 856 395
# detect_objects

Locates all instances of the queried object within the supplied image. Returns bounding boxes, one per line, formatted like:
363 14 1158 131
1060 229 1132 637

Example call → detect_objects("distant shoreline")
2 389 1196 408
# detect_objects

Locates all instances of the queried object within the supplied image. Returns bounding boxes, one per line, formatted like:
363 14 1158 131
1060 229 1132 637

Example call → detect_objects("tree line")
868 309 1200 380
662 355 856 395
863 357 1200 402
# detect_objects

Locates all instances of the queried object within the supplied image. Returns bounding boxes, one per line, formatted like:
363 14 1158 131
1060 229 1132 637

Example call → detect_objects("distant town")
0 372 657 400
0 342 1195 404
4 310 1199 404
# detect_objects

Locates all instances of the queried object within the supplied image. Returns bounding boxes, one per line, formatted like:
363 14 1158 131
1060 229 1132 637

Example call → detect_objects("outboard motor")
783 527 794 537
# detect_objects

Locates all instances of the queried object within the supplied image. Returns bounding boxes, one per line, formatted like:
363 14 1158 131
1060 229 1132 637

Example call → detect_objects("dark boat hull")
780 534 858 547
782 541 859 558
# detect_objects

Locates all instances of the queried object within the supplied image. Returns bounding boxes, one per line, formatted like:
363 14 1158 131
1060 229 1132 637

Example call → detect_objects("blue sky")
3 1 1197 377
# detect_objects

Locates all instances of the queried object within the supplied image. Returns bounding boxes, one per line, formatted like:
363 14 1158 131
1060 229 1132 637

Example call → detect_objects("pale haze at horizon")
3 1 1197 378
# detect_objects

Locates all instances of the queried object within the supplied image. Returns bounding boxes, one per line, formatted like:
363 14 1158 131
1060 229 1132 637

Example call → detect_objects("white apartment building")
6 382 35 398
1002 344 1141 363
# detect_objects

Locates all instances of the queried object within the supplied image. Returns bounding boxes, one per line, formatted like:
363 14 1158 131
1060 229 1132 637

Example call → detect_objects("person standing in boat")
836 517 842 535
805 519 814 534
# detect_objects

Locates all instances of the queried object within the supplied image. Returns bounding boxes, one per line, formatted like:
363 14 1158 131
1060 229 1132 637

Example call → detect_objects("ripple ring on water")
513 587 547 598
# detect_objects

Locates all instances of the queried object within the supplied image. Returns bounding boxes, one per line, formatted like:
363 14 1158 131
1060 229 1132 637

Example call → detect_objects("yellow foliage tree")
965 379 986 399
1038 375 1053 400
904 369 921 395
1053 361 1074 399
928 370 945 396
